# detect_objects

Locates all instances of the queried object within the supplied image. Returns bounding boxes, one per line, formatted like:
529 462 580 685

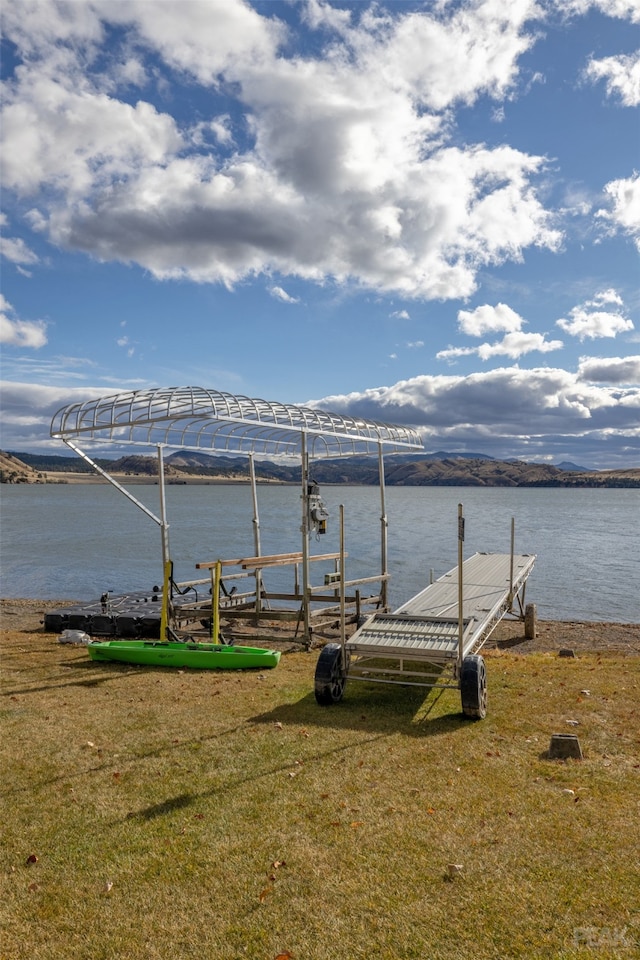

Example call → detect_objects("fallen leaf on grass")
104 882 113 893
274 722 283 730
28 882 39 892
259 886 273 903
274 952 294 960
350 821 364 828
26 854 38 865
271 860 286 870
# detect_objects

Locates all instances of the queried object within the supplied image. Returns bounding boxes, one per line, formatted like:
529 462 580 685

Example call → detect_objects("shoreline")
2 597 639 656
4 472 639 488
3 472 285 485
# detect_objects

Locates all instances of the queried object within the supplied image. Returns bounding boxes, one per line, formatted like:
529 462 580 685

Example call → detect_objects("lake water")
1 483 638 622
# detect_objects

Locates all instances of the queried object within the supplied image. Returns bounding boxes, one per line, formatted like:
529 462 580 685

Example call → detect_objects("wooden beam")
196 551 345 570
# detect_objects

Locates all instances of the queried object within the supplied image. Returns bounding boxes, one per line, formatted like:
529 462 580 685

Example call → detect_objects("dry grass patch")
1 629 639 960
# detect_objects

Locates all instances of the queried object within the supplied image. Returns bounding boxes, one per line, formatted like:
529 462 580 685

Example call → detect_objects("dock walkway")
349 551 536 664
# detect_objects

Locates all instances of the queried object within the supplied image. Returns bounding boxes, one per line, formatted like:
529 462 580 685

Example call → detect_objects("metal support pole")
339 504 346 664
157 445 170 569
156 445 173 639
157 445 172 639
378 443 388 609
457 503 465 671
62 439 163 526
249 453 263 614
509 516 515 610
300 432 311 643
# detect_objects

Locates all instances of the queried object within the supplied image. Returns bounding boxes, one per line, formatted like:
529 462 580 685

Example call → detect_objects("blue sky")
1 0 639 468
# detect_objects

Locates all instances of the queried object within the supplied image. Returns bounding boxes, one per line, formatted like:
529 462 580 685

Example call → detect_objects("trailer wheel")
314 643 346 705
460 655 487 720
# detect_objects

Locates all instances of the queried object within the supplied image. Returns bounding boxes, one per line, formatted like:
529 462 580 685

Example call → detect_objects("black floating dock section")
44 589 206 639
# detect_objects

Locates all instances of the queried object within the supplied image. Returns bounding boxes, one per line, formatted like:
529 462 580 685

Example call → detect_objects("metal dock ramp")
351 552 535 662
314 545 536 720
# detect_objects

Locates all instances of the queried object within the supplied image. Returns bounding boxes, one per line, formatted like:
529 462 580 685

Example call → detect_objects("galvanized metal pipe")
300 432 310 643
248 453 263 614
157 444 170 569
340 504 346 655
62 439 162 525
378 442 388 609
457 503 465 670
509 516 515 609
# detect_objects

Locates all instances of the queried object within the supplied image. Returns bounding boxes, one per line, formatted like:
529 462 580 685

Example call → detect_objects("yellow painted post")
212 560 222 643
160 559 172 641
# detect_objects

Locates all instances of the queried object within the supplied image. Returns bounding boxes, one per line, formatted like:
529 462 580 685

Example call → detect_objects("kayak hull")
87 640 281 670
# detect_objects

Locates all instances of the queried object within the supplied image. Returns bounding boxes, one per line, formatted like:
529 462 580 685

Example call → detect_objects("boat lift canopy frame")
50 386 423 644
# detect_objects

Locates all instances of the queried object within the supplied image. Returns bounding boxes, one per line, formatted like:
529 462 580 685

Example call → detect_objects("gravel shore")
1 597 638 655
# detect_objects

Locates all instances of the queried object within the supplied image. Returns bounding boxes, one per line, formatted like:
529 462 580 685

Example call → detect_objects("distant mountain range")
2 449 639 487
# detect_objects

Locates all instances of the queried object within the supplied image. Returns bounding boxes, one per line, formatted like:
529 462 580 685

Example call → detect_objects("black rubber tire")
314 643 346 705
460 655 487 719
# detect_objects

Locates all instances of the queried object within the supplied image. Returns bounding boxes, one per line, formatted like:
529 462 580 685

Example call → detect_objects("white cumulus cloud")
578 355 640 383
457 302 525 336
597 172 640 250
556 290 634 340
559 1 640 24
585 50 640 106
438 301 562 361
269 285 300 303
309 363 640 466
0 0 561 300
0 295 47 348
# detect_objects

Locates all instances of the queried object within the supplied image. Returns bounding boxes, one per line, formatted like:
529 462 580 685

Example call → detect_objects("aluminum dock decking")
314 550 536 719
351 552 535 662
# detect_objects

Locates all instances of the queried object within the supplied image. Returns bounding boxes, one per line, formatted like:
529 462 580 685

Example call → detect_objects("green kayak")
87 640 281 670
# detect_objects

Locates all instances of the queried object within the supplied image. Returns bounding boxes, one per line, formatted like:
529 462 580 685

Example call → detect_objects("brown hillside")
0 452 41 483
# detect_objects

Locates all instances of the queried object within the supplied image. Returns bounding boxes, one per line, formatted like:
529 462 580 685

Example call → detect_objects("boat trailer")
314 506 536 719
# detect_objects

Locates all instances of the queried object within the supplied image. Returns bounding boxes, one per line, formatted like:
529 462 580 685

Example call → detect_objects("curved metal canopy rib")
50 386 423 458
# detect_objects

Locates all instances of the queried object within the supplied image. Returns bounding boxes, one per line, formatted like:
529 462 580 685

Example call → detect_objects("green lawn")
1 631 638 960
